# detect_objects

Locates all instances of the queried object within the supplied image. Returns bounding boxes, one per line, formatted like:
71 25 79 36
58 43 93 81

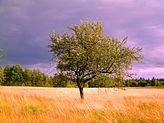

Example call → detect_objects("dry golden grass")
0 86 164 123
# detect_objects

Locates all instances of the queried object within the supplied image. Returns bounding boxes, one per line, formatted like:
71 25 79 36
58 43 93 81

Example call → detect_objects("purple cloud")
0 0 164 77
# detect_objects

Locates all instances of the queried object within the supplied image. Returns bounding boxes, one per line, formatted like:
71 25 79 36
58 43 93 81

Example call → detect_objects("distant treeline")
124 78 164 87
0 64 164 87
0 65 53 87
0 64 76 87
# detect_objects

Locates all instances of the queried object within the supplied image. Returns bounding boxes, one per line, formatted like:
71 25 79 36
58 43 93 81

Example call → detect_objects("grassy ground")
0 86 164 123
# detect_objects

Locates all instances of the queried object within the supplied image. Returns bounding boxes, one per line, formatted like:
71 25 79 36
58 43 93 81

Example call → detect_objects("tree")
88 73 116 87
4 65 12 85
151 77 157 86
0 66 4 85
52 74 68 87
23 68 33 86
0 49 4 85
138 77 147 87
31 69 42 86
3 65 24 85
41 74 53 87
49 20 143 99
10 64 24 85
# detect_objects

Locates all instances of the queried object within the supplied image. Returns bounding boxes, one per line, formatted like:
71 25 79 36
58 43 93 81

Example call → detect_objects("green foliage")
2 65 53 87
32 69 42 86
0 49 3 85
3 64 24 85
125 79 138 87
30 69 53 87
1 64 164 87
66 80 77 88
158 79 164 86
23 68 33 86
138 78 147 87
11 64 24 85
124 77 164 87
4 65 13 85
52 73 75 87
151 77 158 86
49 20 143 81
49 20 143 98
41 74 53 87
88 73 116 87
4 64 24 85
0 66 4 85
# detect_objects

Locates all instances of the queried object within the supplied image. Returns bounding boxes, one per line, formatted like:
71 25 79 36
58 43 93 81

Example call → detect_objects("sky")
0 0 164 78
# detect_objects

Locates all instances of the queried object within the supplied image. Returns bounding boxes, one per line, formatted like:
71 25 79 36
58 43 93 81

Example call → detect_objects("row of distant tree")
87 75 164 87
0 64 164 87
0 64 78 87
125 77 164 87
0 65 53 86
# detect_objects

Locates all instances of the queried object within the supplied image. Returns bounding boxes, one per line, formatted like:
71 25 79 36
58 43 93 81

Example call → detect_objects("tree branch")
81 73 96 83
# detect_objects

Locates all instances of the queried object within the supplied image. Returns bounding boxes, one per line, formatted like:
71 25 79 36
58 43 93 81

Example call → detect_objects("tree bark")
77 80 84 99
79 86 84 99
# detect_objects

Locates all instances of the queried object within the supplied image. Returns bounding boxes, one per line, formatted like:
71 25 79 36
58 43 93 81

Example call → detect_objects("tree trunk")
79 86 84 99
77 81 84 99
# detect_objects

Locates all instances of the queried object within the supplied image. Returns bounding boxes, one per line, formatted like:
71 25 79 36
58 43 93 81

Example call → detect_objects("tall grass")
0 86 164 123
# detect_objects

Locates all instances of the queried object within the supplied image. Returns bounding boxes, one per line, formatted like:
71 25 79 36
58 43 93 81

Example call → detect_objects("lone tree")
49 20 143 99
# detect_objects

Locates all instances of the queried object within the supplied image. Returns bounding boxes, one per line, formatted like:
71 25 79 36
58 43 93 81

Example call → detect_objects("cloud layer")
0 0 164 77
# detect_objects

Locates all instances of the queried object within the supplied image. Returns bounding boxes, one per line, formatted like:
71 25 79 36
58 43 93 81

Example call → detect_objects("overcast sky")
0 0 164 78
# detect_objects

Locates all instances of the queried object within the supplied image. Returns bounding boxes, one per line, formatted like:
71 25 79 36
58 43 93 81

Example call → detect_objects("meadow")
0 86 164 123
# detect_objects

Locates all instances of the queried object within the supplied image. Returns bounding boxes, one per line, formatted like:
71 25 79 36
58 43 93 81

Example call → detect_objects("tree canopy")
52 20 143 99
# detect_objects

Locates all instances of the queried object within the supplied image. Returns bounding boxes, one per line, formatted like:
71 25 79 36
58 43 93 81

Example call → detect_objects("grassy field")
0 86 164 123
